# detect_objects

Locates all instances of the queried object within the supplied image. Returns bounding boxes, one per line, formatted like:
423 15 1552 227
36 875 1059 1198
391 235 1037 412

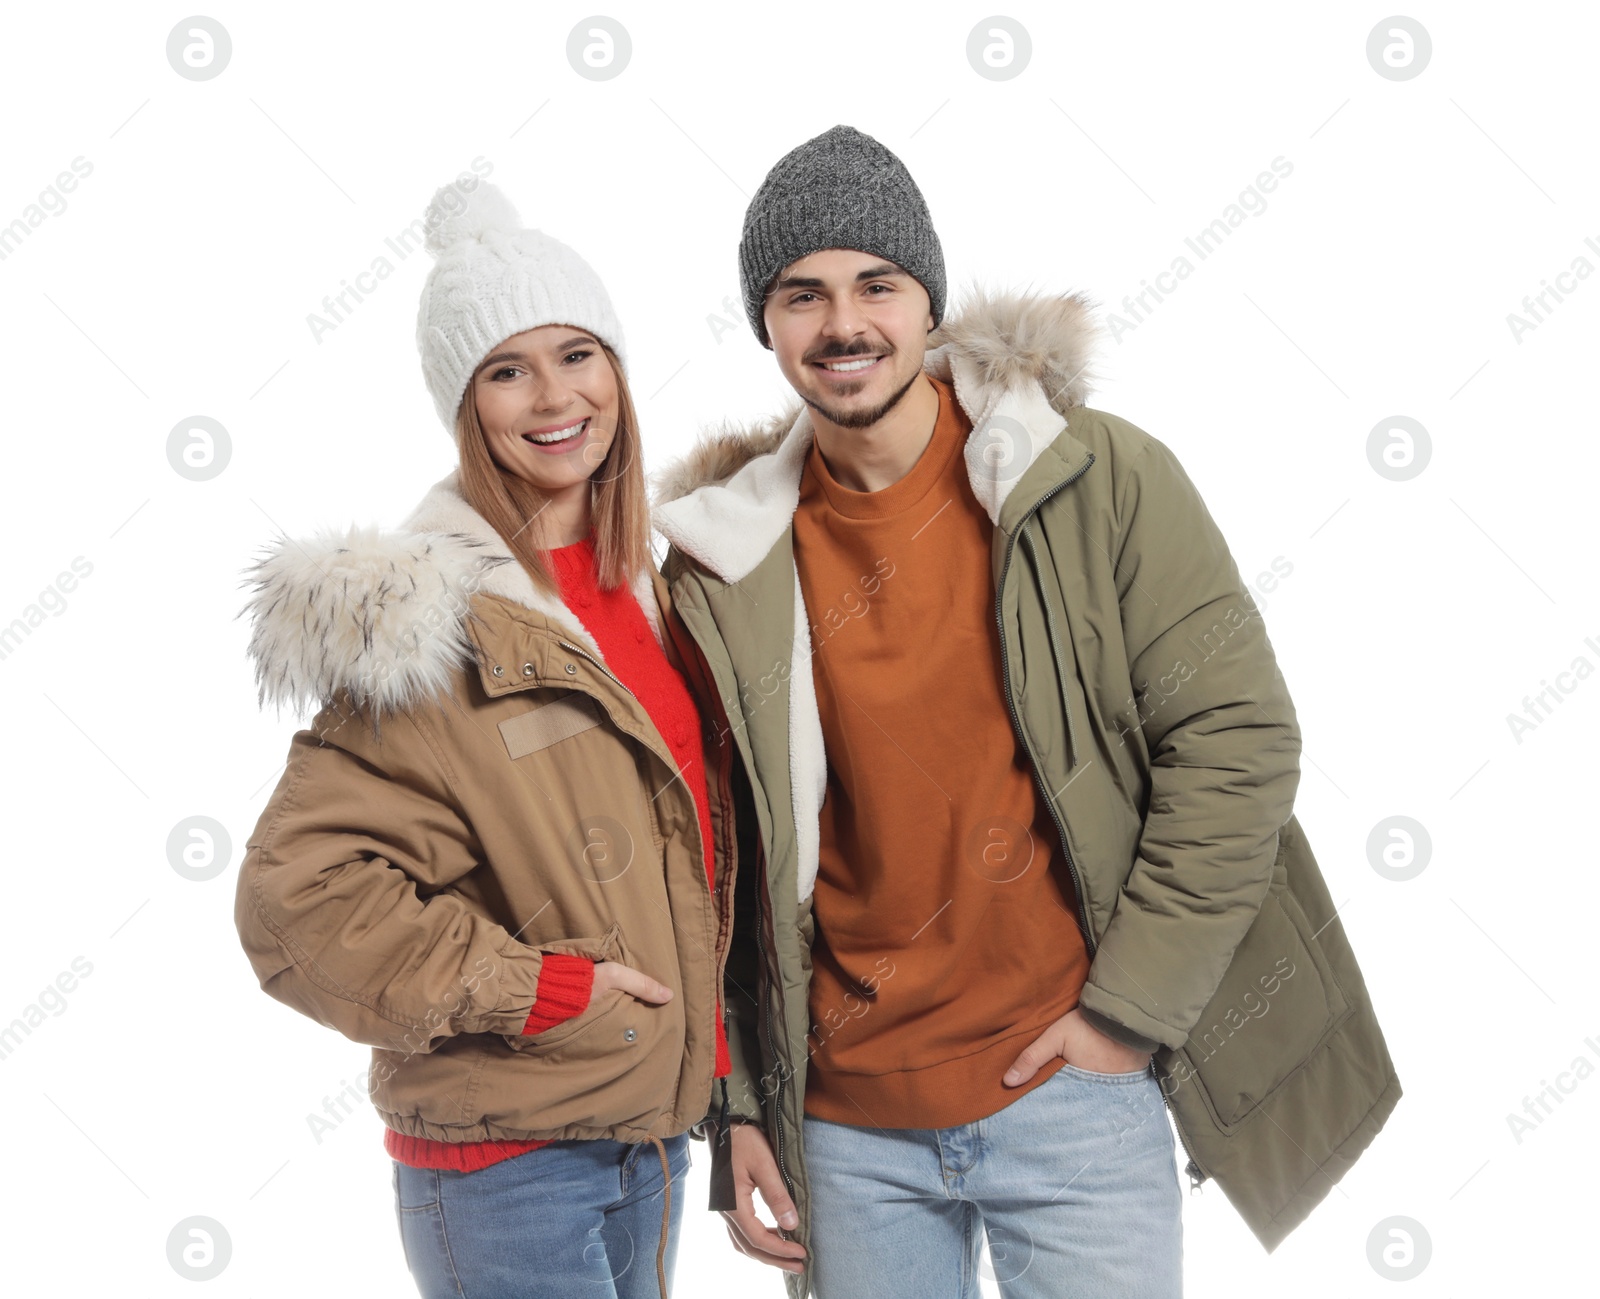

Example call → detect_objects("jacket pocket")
1175 833 1354 1132
502 920 627 1053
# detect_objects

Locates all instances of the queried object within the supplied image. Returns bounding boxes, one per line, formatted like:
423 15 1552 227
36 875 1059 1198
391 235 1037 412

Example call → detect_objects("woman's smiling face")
471 324 619 496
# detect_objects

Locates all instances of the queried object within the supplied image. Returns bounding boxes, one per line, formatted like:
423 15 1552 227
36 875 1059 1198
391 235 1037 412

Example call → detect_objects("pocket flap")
535 920 625 965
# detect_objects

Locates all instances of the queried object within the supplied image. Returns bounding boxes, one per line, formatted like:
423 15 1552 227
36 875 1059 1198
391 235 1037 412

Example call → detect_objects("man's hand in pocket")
1002 1005 1152 1086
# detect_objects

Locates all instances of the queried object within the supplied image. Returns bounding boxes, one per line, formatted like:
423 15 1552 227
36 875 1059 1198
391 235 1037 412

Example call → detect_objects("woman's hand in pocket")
589 960 673 1008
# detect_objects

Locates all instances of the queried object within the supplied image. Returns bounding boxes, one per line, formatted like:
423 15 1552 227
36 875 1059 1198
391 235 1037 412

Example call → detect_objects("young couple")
236 124 1401 1299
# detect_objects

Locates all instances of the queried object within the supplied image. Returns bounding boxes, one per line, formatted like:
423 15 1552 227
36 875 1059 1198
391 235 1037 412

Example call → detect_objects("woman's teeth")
525 418 587 444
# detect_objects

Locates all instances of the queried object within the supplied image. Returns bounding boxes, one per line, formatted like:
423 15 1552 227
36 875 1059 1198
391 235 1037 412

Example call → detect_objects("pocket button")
623 1027 637 1043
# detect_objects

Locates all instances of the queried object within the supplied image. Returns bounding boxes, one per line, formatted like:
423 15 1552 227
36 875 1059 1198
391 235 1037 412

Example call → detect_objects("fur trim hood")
239 471 662 717
650 287 1104 583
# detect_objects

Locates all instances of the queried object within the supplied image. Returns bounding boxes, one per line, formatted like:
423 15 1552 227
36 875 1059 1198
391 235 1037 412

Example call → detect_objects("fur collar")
650 288 1103 583
240 470 661 716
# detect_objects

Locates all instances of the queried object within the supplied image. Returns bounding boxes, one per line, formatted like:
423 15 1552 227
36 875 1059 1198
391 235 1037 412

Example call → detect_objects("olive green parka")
653 289 1402 1298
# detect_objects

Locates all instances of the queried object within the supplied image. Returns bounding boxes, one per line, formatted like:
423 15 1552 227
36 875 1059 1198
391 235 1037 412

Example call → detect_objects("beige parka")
234 471 740 1247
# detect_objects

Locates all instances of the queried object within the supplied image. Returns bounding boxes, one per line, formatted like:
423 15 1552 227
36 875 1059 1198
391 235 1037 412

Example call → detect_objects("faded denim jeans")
803 1062 1183 1298
392 1133 689 1298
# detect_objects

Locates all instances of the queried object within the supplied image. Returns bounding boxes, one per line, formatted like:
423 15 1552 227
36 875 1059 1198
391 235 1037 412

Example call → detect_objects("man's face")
761 248 934 430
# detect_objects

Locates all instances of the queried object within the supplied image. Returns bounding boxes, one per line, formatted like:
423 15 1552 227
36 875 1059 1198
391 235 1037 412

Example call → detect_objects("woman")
234 178 740 1299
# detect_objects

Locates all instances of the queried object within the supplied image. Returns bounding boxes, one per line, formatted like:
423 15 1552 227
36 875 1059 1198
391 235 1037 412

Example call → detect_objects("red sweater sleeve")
522 954 596 1035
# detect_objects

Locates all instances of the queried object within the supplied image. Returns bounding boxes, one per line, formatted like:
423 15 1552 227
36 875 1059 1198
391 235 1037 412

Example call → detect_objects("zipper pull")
1185 1159 1205 1193
708 1076 738 1213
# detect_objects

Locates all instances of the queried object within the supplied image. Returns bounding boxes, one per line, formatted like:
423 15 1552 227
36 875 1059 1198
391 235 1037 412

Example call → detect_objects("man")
654 125 1401 1298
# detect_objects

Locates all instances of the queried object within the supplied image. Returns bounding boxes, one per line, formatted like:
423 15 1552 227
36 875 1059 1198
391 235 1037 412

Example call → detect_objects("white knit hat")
415 179 627 435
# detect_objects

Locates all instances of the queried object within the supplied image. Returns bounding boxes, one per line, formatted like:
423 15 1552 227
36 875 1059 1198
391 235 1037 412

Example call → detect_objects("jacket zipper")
668 617 745 1137
558 639 633 697
559 633 738 1139
754 863 796 1210
992 454 1209 1193
663 591 796 1225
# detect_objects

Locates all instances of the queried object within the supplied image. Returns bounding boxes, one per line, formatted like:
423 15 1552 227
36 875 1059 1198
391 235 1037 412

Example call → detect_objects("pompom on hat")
415 178 627 436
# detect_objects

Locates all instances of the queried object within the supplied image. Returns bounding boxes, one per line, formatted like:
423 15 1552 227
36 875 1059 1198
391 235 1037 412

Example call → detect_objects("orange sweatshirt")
793 374 1092 1129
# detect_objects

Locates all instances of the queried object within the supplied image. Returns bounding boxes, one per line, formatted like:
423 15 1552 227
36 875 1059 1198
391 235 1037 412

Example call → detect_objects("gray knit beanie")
737 124 946 348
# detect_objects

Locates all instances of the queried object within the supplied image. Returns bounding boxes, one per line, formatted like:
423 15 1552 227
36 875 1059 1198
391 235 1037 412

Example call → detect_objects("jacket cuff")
522 955 595 1035
1078 1004 1162 1055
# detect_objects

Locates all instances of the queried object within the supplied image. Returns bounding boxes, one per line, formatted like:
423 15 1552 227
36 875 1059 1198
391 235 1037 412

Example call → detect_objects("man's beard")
802 360 921 430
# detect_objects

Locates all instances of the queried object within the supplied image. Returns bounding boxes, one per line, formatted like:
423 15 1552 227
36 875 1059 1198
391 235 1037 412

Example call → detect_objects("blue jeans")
392 1133 689 1298
803 1062 1184 1298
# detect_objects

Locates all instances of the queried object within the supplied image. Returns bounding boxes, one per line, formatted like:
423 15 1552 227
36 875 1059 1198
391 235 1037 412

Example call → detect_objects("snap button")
491 664 504 677
623 1027 637 1043
564 662 577 675
522 663 535 677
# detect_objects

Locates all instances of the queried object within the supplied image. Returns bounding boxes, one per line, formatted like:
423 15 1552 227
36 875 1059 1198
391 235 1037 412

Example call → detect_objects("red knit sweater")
384 536 731 1171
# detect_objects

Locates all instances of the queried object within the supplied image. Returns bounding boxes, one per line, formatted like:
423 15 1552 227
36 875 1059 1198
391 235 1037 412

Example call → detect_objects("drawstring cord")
642 1076 732 1295
645 1133 672 1299
643 1078 732 1296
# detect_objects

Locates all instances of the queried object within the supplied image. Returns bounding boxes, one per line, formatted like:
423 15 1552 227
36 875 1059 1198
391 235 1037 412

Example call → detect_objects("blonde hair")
455 341 652 594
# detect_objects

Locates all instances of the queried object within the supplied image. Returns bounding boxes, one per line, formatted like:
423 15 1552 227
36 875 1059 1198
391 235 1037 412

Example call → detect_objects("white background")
0 1 1595 1295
